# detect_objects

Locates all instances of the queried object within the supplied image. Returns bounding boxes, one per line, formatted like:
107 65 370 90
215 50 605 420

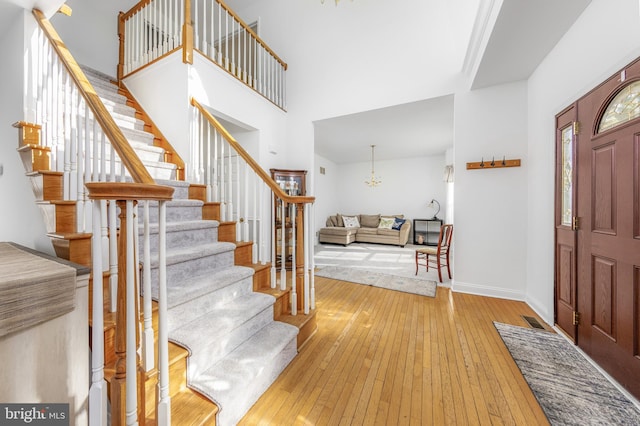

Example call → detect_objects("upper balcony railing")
118 0 287 109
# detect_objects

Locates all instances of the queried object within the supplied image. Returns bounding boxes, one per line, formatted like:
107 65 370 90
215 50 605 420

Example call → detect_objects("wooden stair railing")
190 98 316 316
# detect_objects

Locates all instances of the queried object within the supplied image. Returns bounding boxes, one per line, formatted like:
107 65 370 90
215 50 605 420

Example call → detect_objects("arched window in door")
598 80 640 132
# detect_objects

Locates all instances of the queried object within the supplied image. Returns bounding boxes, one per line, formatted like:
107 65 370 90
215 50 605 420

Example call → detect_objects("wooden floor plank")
239 279 549 425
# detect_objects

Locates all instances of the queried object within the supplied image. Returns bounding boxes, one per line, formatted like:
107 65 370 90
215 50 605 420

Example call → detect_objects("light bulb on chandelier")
321 0 353 5
365 145 382 187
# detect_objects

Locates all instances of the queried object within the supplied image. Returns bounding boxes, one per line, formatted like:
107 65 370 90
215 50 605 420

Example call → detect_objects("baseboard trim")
452 280 525 301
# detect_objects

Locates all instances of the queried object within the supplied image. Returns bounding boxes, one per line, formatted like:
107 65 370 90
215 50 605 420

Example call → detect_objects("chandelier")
321 0 351 5
365 145 382 187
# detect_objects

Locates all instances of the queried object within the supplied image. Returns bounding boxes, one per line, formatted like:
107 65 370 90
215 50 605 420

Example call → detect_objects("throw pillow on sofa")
342 215 360 228
360 214 380 228
378 217 395 229
392 217 406 230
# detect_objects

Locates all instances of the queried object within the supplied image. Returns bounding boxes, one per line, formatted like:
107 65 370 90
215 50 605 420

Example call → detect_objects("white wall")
313 153 339 242
0 11 52 254
51 0 136 77
229 0 466 173
526 0 640 322
332 155 446 223
453 80 528 300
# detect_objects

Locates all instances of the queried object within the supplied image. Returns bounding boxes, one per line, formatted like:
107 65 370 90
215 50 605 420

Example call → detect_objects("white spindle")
209 0 214 57
157 200 171 425
194 0 199 50
252 173 257 263
224 9 229 70
271 191 277 288
280 200 286 291
213 129 219 201
89 199 108 426
125 200 138 426
109 146 118 313
228 148 233 222
69 99 78 202
220 138 225 221
63 77 72 198
142 201 154 371
291 203 297 316
310 203 316 310
75 108 84 231
243 160 249 242
303 203 310 315
217 2 222 63
259 182 265 265
83 108 92 231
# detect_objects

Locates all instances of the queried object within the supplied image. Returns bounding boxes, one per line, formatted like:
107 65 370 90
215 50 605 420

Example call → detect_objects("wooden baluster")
111 200 145 425
111 200 129 426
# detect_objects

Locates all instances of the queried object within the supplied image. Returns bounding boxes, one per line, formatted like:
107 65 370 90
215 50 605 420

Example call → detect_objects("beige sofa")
319 214 411 247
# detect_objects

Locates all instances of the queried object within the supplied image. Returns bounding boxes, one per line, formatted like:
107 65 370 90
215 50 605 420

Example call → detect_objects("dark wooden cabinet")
270 169 307 270
413 219 442 246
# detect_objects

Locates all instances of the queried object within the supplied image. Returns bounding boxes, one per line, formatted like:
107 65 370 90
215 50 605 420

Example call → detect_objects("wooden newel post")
183 0 193 64
295 203 305 312
111 200 128 426
117 12 125 83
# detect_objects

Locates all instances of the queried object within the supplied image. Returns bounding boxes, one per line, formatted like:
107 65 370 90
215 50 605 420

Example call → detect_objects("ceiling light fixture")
365 145 382 187
321 0 351 5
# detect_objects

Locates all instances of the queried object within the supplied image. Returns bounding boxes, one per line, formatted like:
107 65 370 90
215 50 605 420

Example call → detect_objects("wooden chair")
415 224 453 282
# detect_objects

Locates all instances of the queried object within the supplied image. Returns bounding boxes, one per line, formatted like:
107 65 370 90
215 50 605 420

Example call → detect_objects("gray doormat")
494 322 640 425
315 265 436 297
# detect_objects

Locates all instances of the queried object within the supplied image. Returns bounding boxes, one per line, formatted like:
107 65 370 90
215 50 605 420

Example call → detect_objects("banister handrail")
191 97 314 205
216 0 288 70
120 0 154 21
33 9 155 185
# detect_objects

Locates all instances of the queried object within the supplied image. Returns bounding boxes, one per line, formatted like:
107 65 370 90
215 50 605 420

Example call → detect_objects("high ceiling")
314 95 454 165
3 0 591 165
308 0 591 164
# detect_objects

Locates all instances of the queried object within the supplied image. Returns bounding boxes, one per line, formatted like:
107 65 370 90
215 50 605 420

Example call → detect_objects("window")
598 80 640 132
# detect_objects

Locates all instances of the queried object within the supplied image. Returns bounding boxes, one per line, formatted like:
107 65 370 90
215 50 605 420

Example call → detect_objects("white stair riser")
145 203 203 223
220 339 297 426
150 250 235 286
164 276 254 329
143 225 218 251
187 307 275 377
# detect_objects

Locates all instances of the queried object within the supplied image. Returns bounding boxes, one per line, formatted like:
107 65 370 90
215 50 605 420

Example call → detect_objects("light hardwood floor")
239 277 550 425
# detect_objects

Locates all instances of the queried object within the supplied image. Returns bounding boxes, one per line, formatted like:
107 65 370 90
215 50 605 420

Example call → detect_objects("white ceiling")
471 0 591 89
311 0 591 164
314 95 454 164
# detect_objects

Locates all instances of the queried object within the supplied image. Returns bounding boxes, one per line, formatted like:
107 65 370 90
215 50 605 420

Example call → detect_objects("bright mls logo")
0 404 68 425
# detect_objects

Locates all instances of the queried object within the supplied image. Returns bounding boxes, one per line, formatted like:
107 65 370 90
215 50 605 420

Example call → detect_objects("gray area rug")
315 265 437 297
494 322 640 425
315 243 444 282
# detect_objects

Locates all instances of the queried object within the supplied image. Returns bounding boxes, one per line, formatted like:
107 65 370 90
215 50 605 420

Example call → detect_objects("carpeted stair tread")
189 321 298 423
170 292 276 356
165 265 254 309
